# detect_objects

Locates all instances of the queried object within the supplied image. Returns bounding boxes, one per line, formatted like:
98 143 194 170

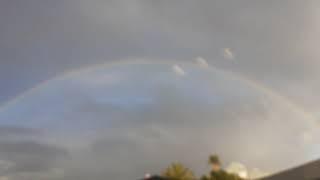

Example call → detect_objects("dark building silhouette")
262 159 320 180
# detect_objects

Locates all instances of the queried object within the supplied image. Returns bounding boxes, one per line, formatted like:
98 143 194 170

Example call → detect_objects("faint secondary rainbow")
0 59 317 128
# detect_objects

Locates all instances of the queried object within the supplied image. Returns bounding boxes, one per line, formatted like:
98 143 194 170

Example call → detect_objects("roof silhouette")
262 159 320 180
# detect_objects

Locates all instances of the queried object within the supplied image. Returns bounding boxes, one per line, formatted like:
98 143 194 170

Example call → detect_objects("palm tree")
204 154 243 180
209 154 222 172
162 163 195 180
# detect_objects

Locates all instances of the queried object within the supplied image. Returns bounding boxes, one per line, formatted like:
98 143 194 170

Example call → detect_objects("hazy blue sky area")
1 1 320 179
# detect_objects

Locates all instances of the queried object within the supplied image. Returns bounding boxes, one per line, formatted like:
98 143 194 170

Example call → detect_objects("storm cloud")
0 126 68 180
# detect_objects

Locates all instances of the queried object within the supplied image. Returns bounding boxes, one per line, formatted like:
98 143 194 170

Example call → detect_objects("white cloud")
223 48 234 60
226 162 269 179
172 64 186 76
249 168 270 179
226 162 248 179
195 57 209 68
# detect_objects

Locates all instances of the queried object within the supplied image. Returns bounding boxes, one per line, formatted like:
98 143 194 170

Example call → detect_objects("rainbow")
0 59 317 128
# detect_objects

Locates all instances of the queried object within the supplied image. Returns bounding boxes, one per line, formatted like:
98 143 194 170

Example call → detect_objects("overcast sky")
1 1 320 179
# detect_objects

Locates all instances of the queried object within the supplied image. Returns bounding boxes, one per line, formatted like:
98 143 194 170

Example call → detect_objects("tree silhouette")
209 155 221 165
162 163 195 180
201 155 243 180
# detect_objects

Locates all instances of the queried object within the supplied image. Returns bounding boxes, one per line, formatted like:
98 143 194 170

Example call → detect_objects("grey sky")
1 1 320 179
1 1 320 108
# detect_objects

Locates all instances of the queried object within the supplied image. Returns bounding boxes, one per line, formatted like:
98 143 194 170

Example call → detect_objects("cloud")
226 162 248 178
172 64 186 76
226 162 269 179
0 140 68 177
195 57 209 68
1 63 317 179
0 160 13 174
0 126 61 179
223 48 234 60
5 168 64 180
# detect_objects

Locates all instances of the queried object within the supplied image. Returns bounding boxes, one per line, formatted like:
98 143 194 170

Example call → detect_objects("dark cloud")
0 140 68 177
0 126 59 178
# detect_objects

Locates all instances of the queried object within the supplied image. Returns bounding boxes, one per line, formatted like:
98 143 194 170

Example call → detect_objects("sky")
1 0 320 179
